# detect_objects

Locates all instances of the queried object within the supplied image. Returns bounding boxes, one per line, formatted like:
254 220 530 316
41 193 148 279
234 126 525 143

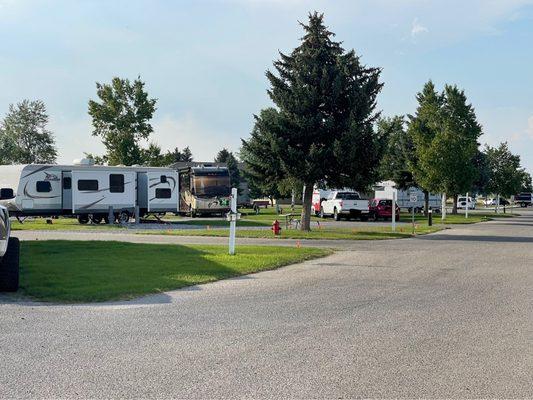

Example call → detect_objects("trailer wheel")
0 237 20 292
90 214 103 224
77 215 89 224
360 215 368 222
118 211 130 224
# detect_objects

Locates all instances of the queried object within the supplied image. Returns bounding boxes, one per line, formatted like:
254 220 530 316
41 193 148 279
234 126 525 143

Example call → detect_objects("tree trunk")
452 194 458 214
300 184 313 231
441 192 447 220
423 190 429 216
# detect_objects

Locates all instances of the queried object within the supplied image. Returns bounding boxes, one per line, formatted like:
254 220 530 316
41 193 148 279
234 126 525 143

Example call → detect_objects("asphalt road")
2 212 533 398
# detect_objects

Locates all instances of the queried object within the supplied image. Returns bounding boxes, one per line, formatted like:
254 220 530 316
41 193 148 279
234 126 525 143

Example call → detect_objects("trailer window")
63 177 71 190
156 188 171 199
36 181 52 193
109 174 124 193
78 180 99 191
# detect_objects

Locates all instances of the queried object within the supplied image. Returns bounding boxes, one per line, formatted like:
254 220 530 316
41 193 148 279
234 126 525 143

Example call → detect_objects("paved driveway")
2 212 532 398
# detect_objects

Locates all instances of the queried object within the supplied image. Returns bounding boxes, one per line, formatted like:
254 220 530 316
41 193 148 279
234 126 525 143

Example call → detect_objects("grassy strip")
141 225 443 240
20 241 330 303
402 212 517 225
11 218 124 231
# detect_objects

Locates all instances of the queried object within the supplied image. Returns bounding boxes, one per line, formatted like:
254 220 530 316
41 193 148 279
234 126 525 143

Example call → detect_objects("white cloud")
411 17 428 37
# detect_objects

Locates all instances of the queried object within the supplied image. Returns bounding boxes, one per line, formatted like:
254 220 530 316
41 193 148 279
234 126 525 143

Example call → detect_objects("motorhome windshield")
193 171 230 197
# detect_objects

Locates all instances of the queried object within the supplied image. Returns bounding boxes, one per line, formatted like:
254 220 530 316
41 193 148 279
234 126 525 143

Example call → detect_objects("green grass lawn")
20 241 329 303
401 211 517 225
11 218 124 231
141 225 442 240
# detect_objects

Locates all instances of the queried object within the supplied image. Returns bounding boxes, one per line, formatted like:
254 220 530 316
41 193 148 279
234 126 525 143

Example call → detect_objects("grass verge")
141 225 443 240
20 241 330 303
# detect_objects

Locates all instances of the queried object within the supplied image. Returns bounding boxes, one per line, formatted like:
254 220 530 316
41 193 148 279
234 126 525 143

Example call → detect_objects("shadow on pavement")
417 235 533 243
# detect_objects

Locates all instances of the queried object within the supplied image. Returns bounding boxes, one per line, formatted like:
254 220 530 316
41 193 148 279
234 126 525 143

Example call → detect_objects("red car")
369 198 400 221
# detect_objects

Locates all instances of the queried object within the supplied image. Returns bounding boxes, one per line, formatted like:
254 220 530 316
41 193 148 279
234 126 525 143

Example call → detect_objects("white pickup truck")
319 190 370 221
0 205 19 292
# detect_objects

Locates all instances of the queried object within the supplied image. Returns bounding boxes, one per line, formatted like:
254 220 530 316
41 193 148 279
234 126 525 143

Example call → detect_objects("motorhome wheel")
77 215 89 224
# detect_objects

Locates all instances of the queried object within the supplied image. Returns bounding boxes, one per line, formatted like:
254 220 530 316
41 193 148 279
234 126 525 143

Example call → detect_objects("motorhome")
174 163 231 217
374 181 442 213
0 160 179 223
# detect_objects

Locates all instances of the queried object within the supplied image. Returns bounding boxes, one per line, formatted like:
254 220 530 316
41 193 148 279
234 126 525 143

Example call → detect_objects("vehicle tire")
0 237 20 292
90 214 102 224
320 207 325 219
118 211 130 224
333 208 340 221
360 215 368 222
521 203 526 208
370 212 378 222
77 215 89 224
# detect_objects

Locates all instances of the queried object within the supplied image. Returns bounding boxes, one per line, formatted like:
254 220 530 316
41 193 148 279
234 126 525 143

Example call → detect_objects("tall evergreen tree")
88 76 157 166
0 99 57 164
242 13 383 230
409 83 482 214
407 81 443 213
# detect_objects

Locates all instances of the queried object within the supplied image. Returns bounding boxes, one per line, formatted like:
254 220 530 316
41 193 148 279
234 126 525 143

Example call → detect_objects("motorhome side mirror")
0 188 14 200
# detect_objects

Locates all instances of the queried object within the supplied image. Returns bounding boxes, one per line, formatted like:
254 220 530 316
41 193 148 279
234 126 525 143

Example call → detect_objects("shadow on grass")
10 240 326 304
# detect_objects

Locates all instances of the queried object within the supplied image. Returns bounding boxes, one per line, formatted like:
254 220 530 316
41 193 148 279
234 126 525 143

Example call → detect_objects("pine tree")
242 13 383 230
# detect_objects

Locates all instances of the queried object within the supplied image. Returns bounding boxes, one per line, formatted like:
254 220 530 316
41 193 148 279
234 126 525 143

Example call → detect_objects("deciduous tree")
0 100 57 164
88 76 157 166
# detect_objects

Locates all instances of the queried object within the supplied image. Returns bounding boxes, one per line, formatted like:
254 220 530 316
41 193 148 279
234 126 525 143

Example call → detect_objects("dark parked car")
369 199 400 221
0 206 19 292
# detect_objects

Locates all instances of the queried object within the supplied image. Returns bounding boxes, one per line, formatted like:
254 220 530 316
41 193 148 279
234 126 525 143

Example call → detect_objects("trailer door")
146 171 178 213
62 171 72 212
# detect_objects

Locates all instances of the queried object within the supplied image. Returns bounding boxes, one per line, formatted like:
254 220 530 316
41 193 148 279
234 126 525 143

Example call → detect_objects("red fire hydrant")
271 220 281 235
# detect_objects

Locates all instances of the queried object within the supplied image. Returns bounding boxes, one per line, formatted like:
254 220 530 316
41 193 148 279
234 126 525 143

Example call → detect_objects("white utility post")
495 194 500 214
465 192 469 219
441 193 447 220
391 189 397 232
228 187 239 255
409 192 418 234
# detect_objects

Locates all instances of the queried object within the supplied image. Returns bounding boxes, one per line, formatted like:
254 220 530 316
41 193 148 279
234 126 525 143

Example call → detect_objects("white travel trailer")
374 181 442 213
0 160 179 223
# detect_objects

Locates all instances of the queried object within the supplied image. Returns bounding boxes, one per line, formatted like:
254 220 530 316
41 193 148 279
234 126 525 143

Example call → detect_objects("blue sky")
1 0 532 173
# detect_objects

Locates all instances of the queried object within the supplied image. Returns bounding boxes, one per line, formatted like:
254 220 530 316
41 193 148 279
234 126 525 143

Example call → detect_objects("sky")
1 0 533 173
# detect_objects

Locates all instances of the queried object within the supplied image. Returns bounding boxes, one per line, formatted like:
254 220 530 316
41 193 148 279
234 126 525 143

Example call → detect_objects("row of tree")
1 12 530 233
240 12 531 230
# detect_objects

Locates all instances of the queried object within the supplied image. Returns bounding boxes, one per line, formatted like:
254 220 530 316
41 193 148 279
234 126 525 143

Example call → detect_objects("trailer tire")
0 237 20 292
118 211 130 224
90 214 103 224
360 215 368 222
77 215 89 224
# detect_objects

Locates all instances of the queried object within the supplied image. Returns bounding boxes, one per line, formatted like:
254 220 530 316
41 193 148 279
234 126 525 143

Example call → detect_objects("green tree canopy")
0 99 57 164
378 115 416 190
88 76 157 166
485 142 526 198
214 148 241 190
241 12 383 230
408 82 482 213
